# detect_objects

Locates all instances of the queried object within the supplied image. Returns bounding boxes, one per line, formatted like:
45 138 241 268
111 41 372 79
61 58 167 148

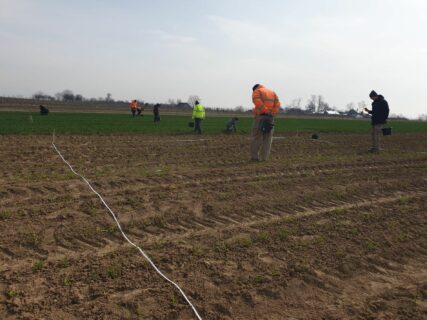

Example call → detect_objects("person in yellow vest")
192 100 205 134
250 84 281 161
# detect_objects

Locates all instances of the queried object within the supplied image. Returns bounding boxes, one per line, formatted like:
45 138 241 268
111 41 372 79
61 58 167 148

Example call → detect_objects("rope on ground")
51 134 203 320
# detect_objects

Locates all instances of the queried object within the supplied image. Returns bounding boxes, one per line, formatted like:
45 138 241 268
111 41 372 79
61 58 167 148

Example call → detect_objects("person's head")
195 100 199 105
233 117 239 121
369 90 378 100
252 84 261 91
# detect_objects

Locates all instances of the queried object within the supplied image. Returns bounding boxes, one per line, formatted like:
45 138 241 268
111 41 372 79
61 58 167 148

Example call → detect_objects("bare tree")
60 90 74 102
357 101 367 111
106 93 113 102
317 95 331 113
288 98 302 109
188 95 200 107
167 98 176 106
305 95 317 113
234 105 244 113
346 102 355 111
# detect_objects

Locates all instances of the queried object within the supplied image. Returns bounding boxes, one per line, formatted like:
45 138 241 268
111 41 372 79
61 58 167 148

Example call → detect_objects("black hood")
377 95 385 100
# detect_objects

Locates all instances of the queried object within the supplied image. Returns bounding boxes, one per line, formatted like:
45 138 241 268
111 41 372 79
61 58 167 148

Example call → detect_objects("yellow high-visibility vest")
192 104 205 119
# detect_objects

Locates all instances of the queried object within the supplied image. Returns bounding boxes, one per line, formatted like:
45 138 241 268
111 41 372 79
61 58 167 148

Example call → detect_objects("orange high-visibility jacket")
130 100 138 110
252 85 281 116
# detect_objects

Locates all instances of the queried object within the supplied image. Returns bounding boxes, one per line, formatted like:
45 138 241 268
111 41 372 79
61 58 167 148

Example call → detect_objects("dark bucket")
382 127 392 136
188 122 194 128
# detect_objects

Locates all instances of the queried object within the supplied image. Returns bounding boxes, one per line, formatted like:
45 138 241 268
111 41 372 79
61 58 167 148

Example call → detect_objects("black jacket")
369 95 389 125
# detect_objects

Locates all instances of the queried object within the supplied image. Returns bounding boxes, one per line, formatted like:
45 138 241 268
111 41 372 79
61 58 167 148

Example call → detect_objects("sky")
0 0 426 118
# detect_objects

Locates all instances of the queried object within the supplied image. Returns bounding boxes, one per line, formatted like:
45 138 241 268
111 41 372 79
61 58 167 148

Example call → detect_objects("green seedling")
254 275 266 284
63 275 72 287
60 256 70 268
278 228 291 240
32 260 44 272
107 265 122 279
89 208 98 217
0 211 12 220
236 236 253 248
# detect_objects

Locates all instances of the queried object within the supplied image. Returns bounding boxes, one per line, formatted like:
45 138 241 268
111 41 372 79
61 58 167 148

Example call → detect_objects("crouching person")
39 105 49 115
225 117 239 133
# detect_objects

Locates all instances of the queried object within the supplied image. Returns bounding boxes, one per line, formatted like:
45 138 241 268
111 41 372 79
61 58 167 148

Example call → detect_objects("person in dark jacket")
225 117 239 133
364 90 389 152
39 105 49 115
153 103 160 123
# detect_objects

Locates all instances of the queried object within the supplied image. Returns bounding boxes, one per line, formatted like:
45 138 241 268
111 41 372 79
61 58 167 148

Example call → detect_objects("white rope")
51 139 203 320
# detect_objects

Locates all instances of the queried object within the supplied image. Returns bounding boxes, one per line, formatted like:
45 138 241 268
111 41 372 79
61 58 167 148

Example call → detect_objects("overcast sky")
1 0 426 118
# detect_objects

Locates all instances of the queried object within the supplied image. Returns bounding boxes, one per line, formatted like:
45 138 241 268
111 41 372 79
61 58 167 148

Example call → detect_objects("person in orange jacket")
130 100 138 117
250 84 281 161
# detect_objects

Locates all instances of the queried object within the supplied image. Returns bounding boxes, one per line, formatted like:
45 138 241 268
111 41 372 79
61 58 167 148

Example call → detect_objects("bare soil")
1 133 426 319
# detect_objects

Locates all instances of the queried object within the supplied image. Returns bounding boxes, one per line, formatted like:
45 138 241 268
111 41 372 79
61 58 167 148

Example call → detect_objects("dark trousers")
154 114 160 122
131 109 136 117
194 118 202 134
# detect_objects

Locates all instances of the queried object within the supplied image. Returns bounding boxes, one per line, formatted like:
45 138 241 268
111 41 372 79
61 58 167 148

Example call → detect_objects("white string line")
51 140 203 320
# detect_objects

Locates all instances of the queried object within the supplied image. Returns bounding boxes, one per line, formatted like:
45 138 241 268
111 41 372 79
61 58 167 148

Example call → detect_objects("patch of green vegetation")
350 228 361 236
32 260 44 272
398 233 410 242
366 241 378 252
271 270 281 278
235 235 253 248
19 231 42 247
63 275 72 287
334 191 347 200
170 293 179 306
191 245 208 257
254 274 267 284
399 196 411 204
59 256 70 268
362 212 377 222
334 207 346 215
6 290 17 299
89 208 98 217
149 216 166 228
107 264 122 279
121 307 132 320
255 231 270 243
0 211 12 220
277 228 292 240
97 225 119 235
214 241 229 253
1 111 426 134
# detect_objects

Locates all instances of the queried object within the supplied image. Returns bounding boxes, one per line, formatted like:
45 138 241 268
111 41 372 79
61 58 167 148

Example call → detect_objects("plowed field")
1 133 426 319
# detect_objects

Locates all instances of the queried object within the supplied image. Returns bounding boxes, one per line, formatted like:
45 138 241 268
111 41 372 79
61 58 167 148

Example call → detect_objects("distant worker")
364 90 390 153
153 103 161 122
137 103 145 116
192 100 205 134
250 84 281 161
225 117 239 133
39 105 49 115
130 100 138 117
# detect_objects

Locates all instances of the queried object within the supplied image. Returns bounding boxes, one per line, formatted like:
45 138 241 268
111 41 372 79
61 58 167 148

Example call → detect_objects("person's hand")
364 108 369 112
